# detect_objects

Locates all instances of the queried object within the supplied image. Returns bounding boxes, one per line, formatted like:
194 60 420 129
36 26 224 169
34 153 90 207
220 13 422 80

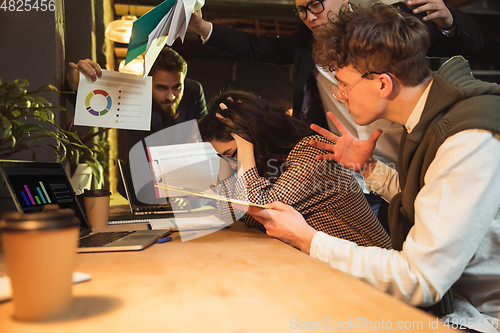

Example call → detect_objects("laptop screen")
0 161 91 235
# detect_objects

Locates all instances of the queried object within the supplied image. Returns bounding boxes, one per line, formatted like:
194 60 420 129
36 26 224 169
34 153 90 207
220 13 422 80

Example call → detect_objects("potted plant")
0 77 107 189
63 119 111 191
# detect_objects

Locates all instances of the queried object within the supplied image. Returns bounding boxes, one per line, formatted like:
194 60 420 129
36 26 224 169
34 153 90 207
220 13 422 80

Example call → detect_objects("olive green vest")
388 58 500 316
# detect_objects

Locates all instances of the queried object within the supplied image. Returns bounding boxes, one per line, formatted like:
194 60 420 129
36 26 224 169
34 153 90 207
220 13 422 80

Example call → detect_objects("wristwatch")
437 19 457 37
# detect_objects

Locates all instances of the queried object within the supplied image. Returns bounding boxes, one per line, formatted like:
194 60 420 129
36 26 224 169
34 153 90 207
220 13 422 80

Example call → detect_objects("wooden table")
0 220 449 332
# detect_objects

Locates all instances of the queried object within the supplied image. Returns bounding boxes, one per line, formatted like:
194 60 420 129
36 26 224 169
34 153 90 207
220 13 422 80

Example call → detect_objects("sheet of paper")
127 0 205 67
154 184 268 209
165 0 205 47
147 142 219 198
144 4 176 77
165 0 187 46
126 0 177 65
74 70 152 130
149 215 228 230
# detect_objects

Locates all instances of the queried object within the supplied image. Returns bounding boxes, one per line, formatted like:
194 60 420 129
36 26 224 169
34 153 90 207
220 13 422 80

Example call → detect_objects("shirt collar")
316 65 338 84
404 79 433 133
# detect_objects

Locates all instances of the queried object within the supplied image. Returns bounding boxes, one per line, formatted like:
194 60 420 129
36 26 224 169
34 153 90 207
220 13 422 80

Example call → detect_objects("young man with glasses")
244 3 500 332
189 0 482 220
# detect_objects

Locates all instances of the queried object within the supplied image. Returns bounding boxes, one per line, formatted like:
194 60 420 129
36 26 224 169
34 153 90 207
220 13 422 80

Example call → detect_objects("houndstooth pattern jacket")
215 135 391 249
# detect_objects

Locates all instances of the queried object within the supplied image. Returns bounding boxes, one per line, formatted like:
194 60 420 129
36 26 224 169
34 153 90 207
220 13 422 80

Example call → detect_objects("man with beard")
66 47 207 152
66 47 207 199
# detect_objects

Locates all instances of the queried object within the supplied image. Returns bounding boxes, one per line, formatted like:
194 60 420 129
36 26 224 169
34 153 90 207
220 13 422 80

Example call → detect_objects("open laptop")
0 160 170 253
117 160 184 215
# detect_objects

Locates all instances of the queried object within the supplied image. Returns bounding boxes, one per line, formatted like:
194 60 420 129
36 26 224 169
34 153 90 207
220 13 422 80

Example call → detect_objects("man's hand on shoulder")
66 59 103 91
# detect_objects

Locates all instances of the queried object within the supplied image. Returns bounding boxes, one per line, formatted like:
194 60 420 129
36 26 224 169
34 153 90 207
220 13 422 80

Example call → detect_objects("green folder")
125 0 177 65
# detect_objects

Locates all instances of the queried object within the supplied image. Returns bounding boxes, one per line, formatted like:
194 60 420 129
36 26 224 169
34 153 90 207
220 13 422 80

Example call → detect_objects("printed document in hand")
125 0 204 75
74 70 152 130
148 142 267 209
147 142 219 197
143 0 204 76
149 215 229 230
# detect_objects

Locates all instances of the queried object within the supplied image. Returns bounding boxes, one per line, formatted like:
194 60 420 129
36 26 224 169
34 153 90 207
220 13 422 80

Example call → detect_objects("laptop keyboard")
79 231 135 248
135 206 172 212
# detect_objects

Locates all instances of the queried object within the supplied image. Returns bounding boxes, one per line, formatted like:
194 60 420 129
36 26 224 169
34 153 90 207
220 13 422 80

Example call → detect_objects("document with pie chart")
74 69 152 130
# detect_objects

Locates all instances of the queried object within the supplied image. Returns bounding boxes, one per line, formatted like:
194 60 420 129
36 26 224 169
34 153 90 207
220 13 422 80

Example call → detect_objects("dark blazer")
205 3 482 121
117 78 207 197
149 78 207 133
121 78 207 154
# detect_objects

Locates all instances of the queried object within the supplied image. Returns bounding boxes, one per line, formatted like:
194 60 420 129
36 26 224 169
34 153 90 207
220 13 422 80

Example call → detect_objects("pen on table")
157 232 197 243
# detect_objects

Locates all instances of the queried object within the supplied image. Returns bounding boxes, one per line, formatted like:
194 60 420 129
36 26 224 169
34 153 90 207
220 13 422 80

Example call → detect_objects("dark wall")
169 34 295 110
0 10 60 87
186 58 294 110
0 6 63 210
0 6 64 162
64 1 107 118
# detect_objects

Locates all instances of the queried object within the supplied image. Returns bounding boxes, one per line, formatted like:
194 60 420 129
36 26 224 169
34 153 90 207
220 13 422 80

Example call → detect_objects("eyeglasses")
217 149 238 163
330 72 383 104
293 0 325 20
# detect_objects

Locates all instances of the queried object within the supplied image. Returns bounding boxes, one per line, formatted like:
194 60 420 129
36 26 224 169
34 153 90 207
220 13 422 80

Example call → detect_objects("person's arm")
363 160 401 202
211 168 241 222
188 9 212 40
250 130 500 307
317 130 500 305
245 201 318 252
395 1 482 57
64 59 103 108
407 0 454 30
66 59 102 92
230 136 356 229
228 134 314 205
234 135 394 251
189 10 297 65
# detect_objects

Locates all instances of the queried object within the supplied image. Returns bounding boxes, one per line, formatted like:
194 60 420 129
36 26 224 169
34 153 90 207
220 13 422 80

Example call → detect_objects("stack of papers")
125 0 205 77
149 215 229 230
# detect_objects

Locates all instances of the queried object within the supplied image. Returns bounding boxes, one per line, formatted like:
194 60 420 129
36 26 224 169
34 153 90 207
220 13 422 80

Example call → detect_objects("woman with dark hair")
199 90 390 248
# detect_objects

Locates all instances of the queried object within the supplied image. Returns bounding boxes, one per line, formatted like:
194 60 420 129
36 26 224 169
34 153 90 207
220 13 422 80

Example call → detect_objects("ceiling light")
118 57 144 76
105 15 137 44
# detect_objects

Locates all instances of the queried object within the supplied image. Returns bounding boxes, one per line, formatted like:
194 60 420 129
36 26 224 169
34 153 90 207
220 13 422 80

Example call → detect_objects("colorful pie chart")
85 89 112 116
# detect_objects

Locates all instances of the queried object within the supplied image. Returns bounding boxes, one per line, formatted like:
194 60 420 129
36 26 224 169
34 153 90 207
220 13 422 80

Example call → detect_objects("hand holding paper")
125 0 205 76
74 70 152 130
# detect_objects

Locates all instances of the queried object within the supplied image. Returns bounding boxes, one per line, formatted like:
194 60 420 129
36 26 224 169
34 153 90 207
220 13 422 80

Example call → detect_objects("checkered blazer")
215 135 391 249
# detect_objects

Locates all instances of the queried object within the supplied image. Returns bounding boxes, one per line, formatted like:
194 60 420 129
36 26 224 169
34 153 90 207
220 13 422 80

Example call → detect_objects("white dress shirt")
310 81 500 333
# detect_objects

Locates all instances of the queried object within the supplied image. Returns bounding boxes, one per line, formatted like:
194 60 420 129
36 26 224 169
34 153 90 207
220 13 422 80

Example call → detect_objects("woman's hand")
231 133 256 176
215 109 256 176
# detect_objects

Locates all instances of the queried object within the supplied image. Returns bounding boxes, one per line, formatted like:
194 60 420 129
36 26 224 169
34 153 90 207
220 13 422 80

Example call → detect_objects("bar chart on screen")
5 173 74 212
